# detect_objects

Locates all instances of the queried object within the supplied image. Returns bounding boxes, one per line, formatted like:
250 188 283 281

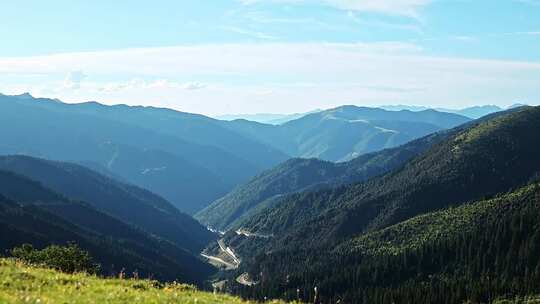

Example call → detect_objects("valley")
3 2 539 303
0 93 539 303
214 106 540 303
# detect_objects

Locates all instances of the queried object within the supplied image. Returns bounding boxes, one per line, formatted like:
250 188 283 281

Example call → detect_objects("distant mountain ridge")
380 104 528 119
223 105 471 162
0 93 289 214
216 103 517 126
215 109 322 125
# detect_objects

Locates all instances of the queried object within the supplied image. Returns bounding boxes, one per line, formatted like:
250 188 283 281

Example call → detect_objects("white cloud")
181 82 207 90
63 70 87 89
325 0 430 16
146 79 181 89
221 25 279 40
97 79 206 92
238 0 431 16
0 43 539 115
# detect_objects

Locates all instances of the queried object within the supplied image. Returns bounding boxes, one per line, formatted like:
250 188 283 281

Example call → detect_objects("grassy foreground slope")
0 259 286 304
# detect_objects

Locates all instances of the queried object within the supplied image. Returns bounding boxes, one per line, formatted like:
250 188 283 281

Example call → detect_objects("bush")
11 243 100 274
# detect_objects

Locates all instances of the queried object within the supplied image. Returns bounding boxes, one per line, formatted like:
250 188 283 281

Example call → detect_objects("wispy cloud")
242 11 345 31
220 25 279 40
98 79 207 92
346 11 422 32
238 0 432 17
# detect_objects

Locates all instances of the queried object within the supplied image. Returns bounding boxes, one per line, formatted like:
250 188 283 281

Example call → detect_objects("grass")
0 259 286 304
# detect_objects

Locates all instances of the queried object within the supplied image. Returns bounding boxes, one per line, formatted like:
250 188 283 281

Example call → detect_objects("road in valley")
236 272 258 286
202 236 265 287
218 239 241 265
200 253 237 270
201 238 241 270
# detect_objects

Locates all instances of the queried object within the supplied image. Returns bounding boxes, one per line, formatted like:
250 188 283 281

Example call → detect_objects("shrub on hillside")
11 243 100 274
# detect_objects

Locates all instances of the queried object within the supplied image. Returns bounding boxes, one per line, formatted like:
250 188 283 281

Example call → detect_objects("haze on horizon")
1 0 539 116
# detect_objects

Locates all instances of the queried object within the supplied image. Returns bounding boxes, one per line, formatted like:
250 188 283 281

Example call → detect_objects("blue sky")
1 0 539 115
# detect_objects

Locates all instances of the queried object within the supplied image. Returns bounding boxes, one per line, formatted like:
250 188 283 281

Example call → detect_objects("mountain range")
0 93 469 213
2 91 538 302
223 105 470 162
215 110 321 125
217 103 521 124
379 104 503 118
380 103 529 119
0 93 288 214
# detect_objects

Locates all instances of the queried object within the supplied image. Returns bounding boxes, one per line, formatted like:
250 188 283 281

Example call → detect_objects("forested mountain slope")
196 130 448 231
236 183 540 303
198 109 514 231
0 170 214 284
222 106 540 302
44 99 288 169
0 155 215 253
239 106 540 242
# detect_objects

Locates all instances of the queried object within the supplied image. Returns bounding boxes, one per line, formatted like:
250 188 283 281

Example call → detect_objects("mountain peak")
508 103 528 109
14 92 34 100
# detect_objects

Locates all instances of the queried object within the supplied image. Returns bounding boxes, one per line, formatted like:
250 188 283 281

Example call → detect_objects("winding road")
218 239 241 265
236 272 258 286
200 253 237 270
201 238 241 270
201 238 260 287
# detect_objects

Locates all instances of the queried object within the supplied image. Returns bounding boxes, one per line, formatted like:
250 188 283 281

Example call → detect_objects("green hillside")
343 182 540 257
238 106 540 241
0 259 286 304
221 106 540 303
0 170 214 284
196 129 448 231
197 109 514 232
0 155 216 253
233 183 540 303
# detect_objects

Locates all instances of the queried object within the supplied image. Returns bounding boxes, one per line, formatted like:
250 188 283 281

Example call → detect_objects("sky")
1 0 539 116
